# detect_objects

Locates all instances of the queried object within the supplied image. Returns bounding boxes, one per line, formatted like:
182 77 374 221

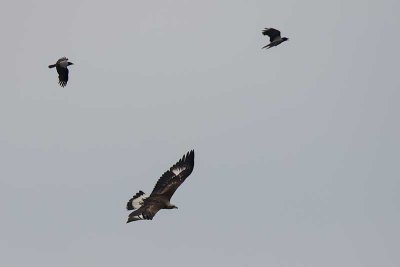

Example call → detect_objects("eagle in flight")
48 57 74 87
262 28 289 49
126 150 195 223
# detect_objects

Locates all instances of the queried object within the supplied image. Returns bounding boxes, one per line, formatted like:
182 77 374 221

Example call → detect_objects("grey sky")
1 0 399 266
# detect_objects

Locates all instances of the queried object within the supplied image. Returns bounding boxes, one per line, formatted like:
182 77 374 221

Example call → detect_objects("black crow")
262 28 289 49
48 57 74 87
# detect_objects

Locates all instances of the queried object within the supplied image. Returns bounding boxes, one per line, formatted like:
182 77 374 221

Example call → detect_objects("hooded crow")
262 28 289 49
48 57 74 87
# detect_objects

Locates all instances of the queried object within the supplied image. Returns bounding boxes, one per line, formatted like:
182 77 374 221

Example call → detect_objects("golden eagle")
126 150 195 223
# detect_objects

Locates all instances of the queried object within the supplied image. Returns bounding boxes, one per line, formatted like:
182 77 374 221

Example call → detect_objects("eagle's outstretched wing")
150 150 195 200
262 28 281 42
127 199 164 222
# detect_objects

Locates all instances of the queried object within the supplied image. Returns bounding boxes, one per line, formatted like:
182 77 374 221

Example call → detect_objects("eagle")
262 28 289 49
48 57 74 87
126 150 195 223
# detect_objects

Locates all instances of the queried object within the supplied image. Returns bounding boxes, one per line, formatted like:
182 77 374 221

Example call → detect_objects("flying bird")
262 28 289 49
126 150 195 223
48 57 74 87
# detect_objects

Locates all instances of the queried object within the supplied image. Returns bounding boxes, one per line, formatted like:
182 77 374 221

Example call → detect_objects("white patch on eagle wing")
131 214 144 220
171 166 186 176
131 194 148 209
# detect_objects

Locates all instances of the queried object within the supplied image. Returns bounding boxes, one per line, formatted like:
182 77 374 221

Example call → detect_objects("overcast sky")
0 0 399 266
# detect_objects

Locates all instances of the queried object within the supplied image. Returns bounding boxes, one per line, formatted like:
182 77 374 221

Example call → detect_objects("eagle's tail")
48 64 56 68
126 190 148 210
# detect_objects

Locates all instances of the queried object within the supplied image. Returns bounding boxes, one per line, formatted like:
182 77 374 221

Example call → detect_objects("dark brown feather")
150 150 195 200
127 198 165 222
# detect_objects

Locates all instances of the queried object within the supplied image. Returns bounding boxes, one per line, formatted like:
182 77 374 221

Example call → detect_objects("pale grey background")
0 0 399 266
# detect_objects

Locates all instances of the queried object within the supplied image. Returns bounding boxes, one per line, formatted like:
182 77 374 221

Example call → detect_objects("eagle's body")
48 57 74 87
262 28 289 49
126 150 195 223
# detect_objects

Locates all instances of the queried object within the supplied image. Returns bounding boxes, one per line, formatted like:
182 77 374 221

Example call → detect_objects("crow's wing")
56 66 69 87
262 28 281 42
